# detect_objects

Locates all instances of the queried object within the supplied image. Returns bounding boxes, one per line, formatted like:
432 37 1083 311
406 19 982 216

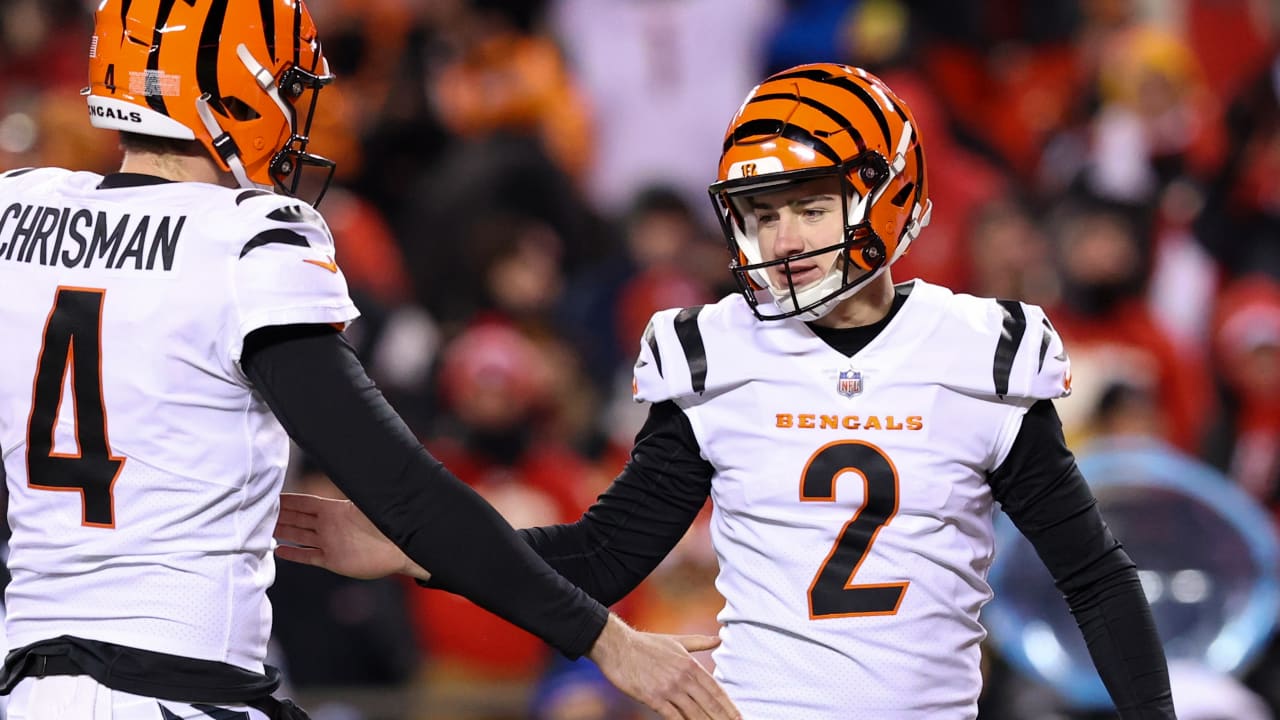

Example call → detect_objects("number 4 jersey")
632 281 1071 719
0 168 358 673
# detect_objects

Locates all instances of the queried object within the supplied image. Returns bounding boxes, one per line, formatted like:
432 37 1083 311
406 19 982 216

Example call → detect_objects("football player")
274 64 1176 718
0 2 739 720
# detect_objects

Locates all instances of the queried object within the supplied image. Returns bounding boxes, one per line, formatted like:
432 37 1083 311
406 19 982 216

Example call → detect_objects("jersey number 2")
26 287 124 528
802 440 907 618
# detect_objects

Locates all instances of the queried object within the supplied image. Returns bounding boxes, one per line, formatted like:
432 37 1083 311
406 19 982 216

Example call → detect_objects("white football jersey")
633 281 1071 719
0 167 358 673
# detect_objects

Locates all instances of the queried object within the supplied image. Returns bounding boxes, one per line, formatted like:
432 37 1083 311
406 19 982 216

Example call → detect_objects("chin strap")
194 93 258 190
891 198 932 265
237 43 293 123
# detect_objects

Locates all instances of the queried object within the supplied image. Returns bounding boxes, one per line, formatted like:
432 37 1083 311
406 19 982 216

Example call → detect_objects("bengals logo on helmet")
85 0 336 205
707 63 933 321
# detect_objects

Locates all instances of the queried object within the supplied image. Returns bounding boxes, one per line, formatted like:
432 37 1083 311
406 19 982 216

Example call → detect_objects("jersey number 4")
802 440 908 619
26 287 125 528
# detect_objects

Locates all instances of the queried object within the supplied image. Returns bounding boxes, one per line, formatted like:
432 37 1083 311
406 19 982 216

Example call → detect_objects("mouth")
772 262 822 290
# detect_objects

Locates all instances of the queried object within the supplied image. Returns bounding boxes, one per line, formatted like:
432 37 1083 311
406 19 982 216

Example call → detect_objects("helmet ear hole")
222 97 261 122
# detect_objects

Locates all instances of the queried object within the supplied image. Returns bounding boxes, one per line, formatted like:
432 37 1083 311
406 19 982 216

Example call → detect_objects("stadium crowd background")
3 0 1280 717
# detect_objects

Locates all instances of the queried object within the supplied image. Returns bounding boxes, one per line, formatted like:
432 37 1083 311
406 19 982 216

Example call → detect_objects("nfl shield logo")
837 369 863 398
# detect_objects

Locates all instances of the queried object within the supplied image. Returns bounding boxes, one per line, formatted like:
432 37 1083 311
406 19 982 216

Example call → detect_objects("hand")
273 492 430 581
588 614 740 720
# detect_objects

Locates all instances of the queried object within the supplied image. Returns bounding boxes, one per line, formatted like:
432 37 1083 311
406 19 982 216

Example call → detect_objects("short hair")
118 131 205 157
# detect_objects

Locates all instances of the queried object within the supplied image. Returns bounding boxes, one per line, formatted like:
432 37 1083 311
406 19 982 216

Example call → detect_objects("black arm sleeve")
241 324 608 658
989 400 1175 718
514 400 715 606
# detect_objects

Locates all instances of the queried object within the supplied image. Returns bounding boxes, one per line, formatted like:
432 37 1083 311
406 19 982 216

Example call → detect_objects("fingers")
685 666 739 720
274 544 322 566
674 633 721 653
667 693 713 720
273 520 318 547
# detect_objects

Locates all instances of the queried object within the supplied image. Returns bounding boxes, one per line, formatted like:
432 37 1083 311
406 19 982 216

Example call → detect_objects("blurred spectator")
1182 0 1274 109
432 0 594 186
1197 44 1280 279
916 0 1084 181
559 185 719 391
410 323 596 688
881 70 1009 292
1203 275 1280 516
395 133 601 324
1046 197 1211 452
965 197 1059 305
549 0 781 218
1082 25 1221 203
528 657 639 720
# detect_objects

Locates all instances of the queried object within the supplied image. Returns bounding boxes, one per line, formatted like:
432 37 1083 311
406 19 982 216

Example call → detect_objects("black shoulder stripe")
235 189 273 205
994 300 1027 398
267 204 324 225
1038 318 1052 372
1 168 35 179
642 322 663 377
240 228 309 258
673 306 707 394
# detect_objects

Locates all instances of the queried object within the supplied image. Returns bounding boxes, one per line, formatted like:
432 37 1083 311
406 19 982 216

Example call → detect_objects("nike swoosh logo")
303 256 339 273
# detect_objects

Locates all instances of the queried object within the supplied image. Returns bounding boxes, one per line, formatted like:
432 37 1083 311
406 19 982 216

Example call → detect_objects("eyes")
752 204 834 227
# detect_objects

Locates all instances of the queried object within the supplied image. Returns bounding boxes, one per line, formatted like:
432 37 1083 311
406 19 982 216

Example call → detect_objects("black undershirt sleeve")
989 400 1175 718
515 400 715 606
241 324 608 659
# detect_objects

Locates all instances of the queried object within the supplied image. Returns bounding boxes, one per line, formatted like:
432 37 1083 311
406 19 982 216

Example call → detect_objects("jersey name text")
0 204 184 272
774 413 925 431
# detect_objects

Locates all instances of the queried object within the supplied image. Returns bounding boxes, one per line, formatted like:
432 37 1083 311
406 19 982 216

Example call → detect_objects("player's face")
749 176 846 293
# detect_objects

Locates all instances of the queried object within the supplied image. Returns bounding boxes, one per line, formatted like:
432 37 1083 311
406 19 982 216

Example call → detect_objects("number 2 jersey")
0 168 358 674
631 281 1071 719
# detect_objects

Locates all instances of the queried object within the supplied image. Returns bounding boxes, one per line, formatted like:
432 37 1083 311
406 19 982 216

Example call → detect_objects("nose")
772 210 806 259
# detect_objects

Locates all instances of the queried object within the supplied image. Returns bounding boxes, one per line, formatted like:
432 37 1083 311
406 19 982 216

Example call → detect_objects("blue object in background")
983 442 1280 710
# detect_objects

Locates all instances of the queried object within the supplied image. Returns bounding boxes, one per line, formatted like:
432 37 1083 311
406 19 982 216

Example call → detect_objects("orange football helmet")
708 63 932 321
85 0 336 205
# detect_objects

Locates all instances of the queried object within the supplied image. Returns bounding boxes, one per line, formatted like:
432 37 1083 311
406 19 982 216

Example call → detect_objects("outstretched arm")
277 399 714 605
248 324 739 720
990 400 1175 718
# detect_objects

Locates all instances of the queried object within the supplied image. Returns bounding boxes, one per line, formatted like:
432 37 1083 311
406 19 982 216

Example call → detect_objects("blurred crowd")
5 0 1280 717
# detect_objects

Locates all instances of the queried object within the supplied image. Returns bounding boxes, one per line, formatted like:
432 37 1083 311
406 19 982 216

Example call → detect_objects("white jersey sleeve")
227 192 359 363
937 295 1071 402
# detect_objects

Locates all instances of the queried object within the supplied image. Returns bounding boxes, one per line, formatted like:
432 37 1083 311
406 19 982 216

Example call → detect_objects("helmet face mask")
85 0 336 205
708 64 932 322
268 64 336 205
